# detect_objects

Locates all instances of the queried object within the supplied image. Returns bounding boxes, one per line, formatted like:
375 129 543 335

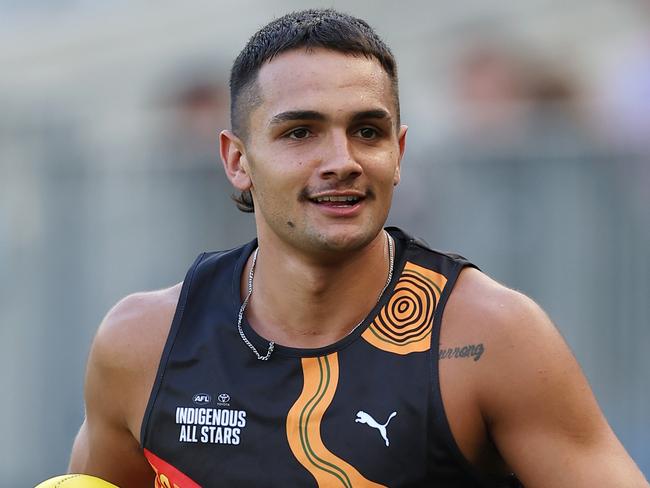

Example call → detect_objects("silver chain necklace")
237 230 395 360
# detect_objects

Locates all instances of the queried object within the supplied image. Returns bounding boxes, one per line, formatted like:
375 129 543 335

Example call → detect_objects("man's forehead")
258 48 388 86
253 48 395 120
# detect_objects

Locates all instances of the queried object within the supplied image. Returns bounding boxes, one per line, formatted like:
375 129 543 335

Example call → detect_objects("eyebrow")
350 109 391 123
268 109 392 126
269 110 325 125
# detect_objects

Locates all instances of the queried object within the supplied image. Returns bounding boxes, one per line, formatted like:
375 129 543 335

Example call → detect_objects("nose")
318 130 362 181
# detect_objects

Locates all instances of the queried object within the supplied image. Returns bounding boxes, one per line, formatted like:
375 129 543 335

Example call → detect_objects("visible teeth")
314 195 359 203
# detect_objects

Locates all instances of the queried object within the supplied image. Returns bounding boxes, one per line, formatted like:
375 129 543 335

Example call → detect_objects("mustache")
298 186 376 201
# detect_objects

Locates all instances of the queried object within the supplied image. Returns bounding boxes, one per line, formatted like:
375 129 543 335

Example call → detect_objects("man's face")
228 48 407 256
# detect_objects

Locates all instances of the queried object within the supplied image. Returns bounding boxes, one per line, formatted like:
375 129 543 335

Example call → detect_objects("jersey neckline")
230 227 410 358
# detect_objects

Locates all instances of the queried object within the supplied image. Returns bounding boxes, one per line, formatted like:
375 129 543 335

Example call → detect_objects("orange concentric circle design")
362 262 447 355
380 272 436 341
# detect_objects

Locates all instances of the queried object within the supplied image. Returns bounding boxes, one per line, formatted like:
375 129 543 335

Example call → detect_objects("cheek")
251 167 299 208
368 153 400 184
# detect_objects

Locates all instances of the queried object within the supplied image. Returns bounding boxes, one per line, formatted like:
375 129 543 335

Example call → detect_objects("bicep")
68 416 154 487
481 296 647 487
68 310 156 487
69 418 142 473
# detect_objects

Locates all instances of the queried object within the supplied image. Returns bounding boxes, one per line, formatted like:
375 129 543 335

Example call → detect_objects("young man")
69 9 648 488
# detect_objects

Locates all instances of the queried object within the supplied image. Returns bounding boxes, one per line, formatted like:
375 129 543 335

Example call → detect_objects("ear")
394 124 408 186
220 130 252 191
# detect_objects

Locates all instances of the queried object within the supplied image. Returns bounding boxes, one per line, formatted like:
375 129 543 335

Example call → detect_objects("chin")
311 226 382 253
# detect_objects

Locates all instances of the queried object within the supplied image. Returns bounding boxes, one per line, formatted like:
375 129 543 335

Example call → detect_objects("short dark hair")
229 8 399 213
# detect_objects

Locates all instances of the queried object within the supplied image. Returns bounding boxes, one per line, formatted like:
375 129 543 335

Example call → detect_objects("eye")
286 128 311 140
357 127 379 139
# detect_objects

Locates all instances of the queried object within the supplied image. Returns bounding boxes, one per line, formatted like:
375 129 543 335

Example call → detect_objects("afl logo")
217 393 230 404
192 393 211 405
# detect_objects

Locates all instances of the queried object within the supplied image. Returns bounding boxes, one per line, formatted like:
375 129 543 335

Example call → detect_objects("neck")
243 230 393 349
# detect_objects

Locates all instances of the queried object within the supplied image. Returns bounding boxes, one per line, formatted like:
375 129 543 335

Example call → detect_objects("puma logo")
355 410 397 446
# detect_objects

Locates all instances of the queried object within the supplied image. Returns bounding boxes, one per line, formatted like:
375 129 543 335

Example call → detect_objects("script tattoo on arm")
439 343 485 361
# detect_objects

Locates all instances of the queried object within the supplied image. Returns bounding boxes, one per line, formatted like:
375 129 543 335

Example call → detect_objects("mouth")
310 194 363 206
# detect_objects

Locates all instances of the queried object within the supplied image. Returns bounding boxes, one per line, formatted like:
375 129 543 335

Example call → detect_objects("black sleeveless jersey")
141 227 520 487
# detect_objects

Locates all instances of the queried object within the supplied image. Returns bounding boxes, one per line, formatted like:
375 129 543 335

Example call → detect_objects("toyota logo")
218 393 230 403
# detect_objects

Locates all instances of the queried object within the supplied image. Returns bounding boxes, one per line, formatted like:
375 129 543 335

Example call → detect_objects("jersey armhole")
139 253 206 447
429 261 504 487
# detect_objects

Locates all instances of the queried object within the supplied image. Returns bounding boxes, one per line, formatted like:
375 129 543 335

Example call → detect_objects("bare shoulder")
443 266 549 344
93 284 182 366
442 268 648 487
88 284 182 436
442 266 578 417
440 267 555 374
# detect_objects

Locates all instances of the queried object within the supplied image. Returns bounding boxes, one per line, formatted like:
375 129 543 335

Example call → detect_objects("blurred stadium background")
1 0 648 485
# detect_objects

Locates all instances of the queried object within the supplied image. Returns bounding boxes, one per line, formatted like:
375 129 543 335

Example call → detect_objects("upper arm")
69 418 153 487
472 278 647 487
69 289 177 487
